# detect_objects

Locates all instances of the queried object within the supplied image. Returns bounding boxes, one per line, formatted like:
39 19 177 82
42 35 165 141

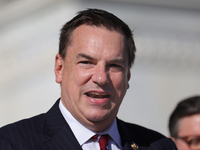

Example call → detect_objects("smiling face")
54 25 130 132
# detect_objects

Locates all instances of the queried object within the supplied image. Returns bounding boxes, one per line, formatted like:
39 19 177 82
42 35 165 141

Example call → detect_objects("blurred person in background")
169 96 200 150
0 8 177 150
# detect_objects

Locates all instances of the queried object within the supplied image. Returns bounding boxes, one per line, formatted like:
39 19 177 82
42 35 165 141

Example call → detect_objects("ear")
127 69 131 89
54 54 64 83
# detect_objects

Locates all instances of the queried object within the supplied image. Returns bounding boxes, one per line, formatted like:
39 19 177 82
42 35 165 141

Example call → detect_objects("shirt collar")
101 118 122 148
59 99 122 148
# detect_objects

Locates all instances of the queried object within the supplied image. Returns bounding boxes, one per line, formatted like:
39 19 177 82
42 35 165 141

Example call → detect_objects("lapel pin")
131 142 139 150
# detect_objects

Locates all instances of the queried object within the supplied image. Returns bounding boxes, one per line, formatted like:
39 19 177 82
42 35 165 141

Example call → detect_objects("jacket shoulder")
0 113 45 134
117 119 165 138
117 118 177 149
0 114 45 149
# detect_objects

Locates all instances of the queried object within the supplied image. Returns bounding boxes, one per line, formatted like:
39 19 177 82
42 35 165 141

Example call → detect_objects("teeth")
90 92 104 95
86 92 108 99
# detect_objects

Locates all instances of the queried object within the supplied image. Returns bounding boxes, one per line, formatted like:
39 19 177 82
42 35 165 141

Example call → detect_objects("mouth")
85 91 110 99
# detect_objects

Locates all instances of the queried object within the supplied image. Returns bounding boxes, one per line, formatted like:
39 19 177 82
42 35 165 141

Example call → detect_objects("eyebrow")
109 58 125 65
76 53 96 61
76 53 125 64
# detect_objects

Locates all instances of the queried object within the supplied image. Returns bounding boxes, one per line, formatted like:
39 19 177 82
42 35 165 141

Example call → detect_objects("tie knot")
100 134 108 150
92 134 108 150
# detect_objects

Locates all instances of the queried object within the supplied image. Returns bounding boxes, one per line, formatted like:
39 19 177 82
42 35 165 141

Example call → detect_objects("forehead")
178 114 200 136
71 24 126 42
68 25 128 57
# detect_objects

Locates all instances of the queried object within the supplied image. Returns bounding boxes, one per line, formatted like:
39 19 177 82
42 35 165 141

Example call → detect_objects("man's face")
173 114 200 150
55 25 130 132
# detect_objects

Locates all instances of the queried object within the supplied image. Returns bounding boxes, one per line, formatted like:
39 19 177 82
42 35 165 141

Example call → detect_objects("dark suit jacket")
0 99 177 150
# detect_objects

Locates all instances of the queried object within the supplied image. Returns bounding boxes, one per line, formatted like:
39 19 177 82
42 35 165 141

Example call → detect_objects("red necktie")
93 134 108 150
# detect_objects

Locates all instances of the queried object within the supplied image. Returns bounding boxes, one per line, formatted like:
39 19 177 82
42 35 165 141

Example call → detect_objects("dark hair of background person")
169 96 200 137
59 8 136 68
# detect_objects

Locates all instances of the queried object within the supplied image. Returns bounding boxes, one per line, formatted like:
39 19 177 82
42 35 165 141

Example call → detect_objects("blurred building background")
0 0 200 136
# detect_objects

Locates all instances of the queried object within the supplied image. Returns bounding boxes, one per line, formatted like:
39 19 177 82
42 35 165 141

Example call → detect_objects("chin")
86 112 109 122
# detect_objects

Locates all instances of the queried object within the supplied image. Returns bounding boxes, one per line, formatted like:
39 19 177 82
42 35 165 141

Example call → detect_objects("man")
169 96 200 150
0 9 177 150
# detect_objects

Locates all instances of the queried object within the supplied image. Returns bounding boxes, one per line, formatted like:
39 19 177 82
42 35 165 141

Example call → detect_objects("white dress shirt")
59 100 122 150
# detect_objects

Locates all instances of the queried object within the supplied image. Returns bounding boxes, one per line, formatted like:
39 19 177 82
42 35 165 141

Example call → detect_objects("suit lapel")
117 118 144 150
44 124 82 150
123 143 143 150
41 99 82 150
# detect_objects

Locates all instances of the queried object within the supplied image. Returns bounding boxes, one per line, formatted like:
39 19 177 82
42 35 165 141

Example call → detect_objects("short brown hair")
169 96 200 137
59 8 136 68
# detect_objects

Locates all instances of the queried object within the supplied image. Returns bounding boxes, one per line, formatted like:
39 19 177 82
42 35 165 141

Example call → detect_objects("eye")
109 64 123 72
189 138 200 146
80 61 91 64
110 64 120 68
79 61 94 69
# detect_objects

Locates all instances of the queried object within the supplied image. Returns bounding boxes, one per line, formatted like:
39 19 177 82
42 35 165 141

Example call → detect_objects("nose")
92 64 110 85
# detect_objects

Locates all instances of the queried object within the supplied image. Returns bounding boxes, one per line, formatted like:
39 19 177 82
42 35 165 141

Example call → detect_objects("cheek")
110 73 128 100
175 140 189 150
75 69 93 84
64 69 93 96
111 73 128 88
